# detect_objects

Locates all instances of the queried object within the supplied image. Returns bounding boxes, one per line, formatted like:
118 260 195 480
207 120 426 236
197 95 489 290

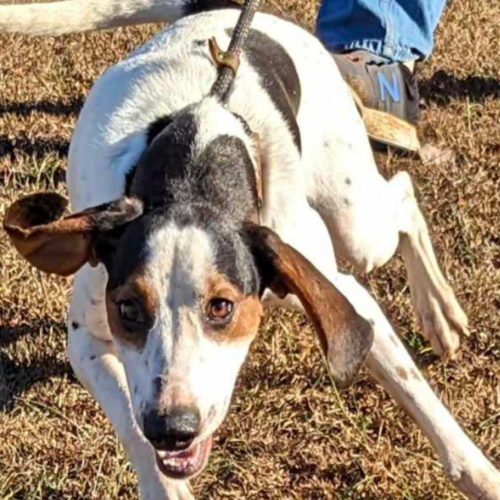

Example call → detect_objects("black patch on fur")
228 29 302 153
184 0 239 16
131 112 258 221
147 115 174 145
123 114 174 196
90 198 143 232
90 198 144 271
106 205 259 296
131 111 199 209
107 106 261 296
124 166 137 195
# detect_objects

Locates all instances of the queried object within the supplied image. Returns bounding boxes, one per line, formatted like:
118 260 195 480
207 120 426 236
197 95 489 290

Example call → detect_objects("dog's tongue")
162 448 194 460
156 437 213 478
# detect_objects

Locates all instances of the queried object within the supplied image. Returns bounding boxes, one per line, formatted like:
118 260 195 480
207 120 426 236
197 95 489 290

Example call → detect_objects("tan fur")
203 274 263 343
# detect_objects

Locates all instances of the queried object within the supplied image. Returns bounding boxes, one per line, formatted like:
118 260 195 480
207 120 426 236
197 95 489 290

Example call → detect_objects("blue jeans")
316 0 446 62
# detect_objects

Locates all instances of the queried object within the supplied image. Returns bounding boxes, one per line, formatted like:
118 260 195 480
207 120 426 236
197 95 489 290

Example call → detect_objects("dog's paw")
412 283 469 357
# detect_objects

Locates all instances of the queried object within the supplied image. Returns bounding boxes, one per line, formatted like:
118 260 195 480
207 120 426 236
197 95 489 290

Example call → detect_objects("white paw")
412 284 469 357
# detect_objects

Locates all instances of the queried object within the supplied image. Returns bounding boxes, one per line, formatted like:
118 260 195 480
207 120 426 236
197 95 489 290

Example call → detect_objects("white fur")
0 0 183 36
3 2 499 500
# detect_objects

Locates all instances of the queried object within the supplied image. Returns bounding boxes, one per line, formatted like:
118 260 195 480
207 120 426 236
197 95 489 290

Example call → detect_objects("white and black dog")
2 1 500 499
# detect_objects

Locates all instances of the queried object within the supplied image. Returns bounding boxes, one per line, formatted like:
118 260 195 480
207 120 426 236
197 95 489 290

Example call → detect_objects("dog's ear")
246 225 373 388
3 193 143 276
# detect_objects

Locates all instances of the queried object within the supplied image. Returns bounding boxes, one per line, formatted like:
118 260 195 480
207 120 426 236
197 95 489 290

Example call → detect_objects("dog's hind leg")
305 76 467 355
67 276 193 500
311 151 467 355
262 201 498 497
334 273 500 500
388 171 468 355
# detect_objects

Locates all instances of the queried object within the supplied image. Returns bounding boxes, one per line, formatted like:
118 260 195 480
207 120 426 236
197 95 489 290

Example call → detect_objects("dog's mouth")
154 437 213 479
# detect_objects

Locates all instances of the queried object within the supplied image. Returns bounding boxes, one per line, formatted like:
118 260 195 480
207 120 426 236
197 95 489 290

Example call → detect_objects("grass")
0 0 499 498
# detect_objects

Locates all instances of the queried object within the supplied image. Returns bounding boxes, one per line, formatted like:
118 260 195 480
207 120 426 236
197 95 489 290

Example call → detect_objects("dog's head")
3 99 373 480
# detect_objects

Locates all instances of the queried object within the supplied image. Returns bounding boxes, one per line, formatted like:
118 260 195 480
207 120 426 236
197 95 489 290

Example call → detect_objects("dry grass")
0 0 499 498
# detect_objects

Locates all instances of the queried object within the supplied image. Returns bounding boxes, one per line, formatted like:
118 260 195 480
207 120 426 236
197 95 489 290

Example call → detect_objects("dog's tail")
0 0 197 37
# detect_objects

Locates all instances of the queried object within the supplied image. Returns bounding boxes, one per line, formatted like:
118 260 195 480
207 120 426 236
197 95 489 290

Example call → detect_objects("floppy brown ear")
247 225 374 388
3 193 143 276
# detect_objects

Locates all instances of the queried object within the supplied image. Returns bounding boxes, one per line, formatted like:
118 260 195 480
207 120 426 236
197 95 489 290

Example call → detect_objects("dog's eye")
118 299 145 325
207 298 234 322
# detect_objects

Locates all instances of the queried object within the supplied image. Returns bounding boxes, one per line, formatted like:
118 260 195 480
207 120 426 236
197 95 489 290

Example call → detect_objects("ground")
0 0 499 499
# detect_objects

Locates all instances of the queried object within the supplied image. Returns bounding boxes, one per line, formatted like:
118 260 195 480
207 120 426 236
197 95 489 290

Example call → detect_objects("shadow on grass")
0 319 64 349
2 487 70 500
420 70 500 106
0 135 69 160
0 98 84 117
0 321 72 413
0 97 82 160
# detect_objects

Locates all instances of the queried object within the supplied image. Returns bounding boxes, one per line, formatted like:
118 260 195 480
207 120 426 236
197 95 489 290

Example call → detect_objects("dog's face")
4 100 373 481
101 102 265 478
104 208 263 478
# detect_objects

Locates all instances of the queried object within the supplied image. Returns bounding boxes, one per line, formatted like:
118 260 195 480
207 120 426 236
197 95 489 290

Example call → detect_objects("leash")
209 0 261 102
209 0 264 221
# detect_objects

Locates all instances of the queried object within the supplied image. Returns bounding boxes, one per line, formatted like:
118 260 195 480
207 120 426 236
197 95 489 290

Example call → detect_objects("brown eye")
207 298 234 322
118 299 145 326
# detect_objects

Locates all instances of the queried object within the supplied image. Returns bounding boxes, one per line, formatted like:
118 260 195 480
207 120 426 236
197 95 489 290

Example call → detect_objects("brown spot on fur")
396 366 409 381
204 273 263 343
106 269 158 350
4 193 142 276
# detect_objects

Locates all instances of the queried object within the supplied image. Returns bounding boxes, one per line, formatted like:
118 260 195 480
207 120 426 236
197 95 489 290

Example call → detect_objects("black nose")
143 407 201 451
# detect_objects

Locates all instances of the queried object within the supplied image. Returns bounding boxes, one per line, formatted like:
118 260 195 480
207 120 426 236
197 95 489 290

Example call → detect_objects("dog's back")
42 3 361 215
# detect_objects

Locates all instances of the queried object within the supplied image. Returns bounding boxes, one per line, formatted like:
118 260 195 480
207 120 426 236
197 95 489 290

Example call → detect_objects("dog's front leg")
334 273 500 500
67 321 193 500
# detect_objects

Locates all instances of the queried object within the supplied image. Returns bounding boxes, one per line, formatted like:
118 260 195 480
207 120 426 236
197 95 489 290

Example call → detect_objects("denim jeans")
316 0 446 62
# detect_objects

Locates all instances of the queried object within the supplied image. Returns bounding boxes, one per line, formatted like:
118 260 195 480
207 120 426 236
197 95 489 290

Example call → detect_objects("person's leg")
316 0 447 63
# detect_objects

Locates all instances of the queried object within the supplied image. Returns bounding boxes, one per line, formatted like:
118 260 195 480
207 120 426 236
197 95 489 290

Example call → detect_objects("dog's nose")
143 407 201 451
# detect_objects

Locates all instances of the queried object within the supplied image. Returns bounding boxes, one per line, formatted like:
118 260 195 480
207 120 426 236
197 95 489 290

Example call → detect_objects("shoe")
332 50 420 123
332 50 420 151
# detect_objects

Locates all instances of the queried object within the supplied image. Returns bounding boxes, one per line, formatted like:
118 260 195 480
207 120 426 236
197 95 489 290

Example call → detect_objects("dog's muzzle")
143 407 213 479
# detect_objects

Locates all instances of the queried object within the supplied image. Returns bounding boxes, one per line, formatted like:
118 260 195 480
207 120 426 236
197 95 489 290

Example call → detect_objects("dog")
2 1 500 499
